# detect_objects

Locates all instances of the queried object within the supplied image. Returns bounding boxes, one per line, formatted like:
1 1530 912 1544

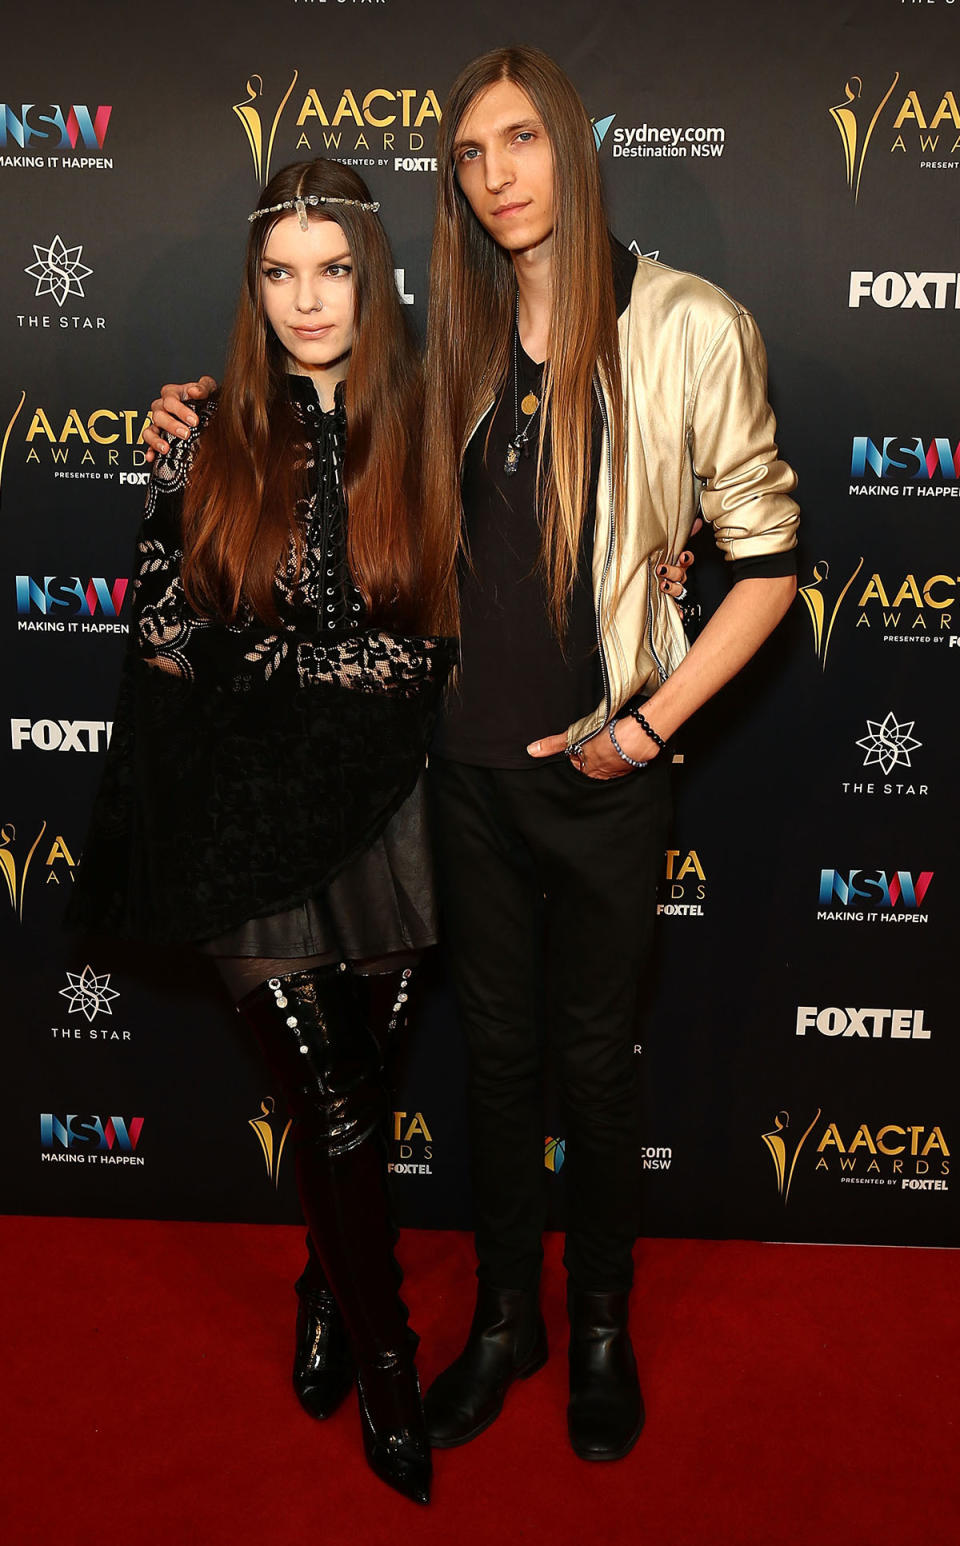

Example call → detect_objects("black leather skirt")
197 776 436 961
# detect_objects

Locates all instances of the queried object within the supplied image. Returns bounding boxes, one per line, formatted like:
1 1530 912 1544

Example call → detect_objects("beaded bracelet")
629 708 667 752
608 720 650 770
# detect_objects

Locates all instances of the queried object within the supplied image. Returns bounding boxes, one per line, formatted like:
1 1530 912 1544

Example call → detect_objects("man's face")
453 78 555 256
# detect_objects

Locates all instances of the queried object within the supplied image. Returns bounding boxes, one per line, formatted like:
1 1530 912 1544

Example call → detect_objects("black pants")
428 754 672 1293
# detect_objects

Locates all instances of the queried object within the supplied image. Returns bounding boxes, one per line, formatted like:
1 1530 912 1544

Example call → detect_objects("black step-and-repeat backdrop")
2 1 956 1248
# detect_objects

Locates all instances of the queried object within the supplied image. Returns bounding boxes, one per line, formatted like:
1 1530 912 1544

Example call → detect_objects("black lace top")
66 376 452 945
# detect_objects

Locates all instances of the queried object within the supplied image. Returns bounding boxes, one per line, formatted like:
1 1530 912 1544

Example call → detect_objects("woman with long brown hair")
67 157 452 1505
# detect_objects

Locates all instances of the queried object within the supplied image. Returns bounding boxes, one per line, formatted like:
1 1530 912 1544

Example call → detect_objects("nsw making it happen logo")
816 867 934 925
40 1112 145 1165
0 102 113 170
849 434 960 502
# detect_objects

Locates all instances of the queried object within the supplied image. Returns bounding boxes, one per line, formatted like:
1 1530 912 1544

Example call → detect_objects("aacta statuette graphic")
233 71 299 184
762 1109 821 1204
1 819 46 922
798 558 864 670
829 73 900 204
248 1096 292 1188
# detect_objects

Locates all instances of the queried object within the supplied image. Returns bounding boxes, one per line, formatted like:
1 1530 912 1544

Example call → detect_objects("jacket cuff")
729 550 798 583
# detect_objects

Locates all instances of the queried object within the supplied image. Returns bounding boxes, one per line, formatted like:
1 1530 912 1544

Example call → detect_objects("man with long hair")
417 45 798 1462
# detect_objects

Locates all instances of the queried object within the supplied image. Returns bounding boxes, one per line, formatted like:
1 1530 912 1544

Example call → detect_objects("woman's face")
260 212 356 385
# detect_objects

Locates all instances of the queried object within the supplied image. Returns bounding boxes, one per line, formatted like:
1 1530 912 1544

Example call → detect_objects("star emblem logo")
855 712 922 777
24 235 93 309
59 965 119 1022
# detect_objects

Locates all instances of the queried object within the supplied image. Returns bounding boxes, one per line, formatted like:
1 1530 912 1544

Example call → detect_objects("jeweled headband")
248 193 380 231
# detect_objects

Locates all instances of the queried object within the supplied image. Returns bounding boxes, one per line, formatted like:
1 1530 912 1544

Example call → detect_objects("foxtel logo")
796 1006 930 1040
848 270 960 309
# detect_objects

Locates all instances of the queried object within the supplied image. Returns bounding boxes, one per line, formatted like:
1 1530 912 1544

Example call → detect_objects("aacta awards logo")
764 1107 949 1196
40 1113 145 1166
7 395 152 477
0 102 113 171
800 557 959 663
232 70 442 181
830 72 959 202
1 820 77 920
657 847 706 918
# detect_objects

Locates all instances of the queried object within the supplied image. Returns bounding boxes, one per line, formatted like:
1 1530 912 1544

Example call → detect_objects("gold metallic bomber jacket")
565 239 800 749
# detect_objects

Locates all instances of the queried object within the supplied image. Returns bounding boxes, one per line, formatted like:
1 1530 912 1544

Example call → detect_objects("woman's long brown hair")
181 158 432 631
422 45 625 639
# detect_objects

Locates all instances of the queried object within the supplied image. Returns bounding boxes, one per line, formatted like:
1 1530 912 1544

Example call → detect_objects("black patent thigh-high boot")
292 1233 353 1420
240 966 431 1505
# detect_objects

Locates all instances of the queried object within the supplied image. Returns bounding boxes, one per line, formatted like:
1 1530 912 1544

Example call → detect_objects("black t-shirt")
432 334 603 768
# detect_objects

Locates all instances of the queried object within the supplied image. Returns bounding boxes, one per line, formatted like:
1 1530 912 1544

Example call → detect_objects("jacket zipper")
570 379 616 752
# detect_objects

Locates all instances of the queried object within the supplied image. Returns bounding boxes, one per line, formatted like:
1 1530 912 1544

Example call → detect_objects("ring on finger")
676 584 688 600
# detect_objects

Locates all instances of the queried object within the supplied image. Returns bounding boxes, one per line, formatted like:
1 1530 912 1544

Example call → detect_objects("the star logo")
855 712 922 777
59 965 119 1022
24 235 93 309
628 240 661 261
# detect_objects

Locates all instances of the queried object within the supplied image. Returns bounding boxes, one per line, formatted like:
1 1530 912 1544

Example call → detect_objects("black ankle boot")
240 968 431 1505
566 1286 644 1461
292 1246 353 1420
423 1284 548 1447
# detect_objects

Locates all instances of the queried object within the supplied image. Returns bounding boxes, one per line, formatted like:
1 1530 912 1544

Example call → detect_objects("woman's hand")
143 376 218 461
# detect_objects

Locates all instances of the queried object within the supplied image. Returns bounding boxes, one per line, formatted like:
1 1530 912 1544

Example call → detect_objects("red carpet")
3 1219 956 1545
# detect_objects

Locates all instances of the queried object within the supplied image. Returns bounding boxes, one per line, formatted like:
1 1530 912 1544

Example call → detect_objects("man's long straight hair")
423 45 625 638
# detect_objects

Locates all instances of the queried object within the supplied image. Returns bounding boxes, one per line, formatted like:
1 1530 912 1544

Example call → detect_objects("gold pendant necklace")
504 301 544 478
